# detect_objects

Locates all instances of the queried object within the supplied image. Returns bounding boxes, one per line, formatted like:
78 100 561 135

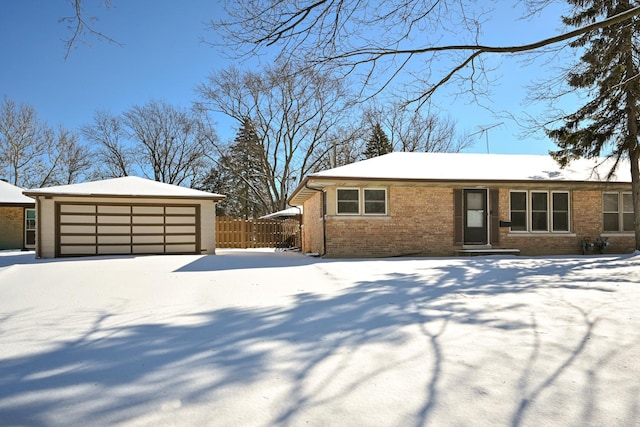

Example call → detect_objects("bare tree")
60 0 122 59
363 102 472 153
197 61 353 211
0 97 49 187
38 127 94 186
82 109 133 178
215 1 640 106
122 99 211 186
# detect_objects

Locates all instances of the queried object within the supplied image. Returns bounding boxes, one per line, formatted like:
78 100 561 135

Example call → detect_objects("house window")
552 192 569 232
364 189 387 215
510 191 527 231
603 192 633 232
531 192 548 231
337 188 360 214
336 188 388 215
510 190 570 233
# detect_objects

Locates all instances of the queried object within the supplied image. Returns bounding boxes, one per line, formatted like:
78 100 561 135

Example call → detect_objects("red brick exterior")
300 183 636 257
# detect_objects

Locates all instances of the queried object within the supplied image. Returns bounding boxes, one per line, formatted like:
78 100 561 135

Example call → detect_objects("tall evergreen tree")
548 0 640 249
223 117 269 219
363 122 393 159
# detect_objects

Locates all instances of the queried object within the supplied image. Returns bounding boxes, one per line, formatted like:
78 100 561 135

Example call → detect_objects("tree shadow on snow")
0 252 638 426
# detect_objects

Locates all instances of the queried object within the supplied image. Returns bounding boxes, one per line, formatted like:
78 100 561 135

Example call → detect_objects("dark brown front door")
464 189 488 245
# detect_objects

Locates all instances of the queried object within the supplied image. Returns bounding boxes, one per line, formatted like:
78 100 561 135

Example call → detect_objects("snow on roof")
310 152 632 182
259 206 303 219
0 180 34 205
24 176 225 200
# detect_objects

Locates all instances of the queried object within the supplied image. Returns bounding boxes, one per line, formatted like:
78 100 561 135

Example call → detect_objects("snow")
259 206 303 219
1 249 640 426
310 152 632 182
23 176 224 200
0 180 34 204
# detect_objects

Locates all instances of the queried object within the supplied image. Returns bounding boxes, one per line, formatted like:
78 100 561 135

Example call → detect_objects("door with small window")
24 208 36 249
464 189 488 245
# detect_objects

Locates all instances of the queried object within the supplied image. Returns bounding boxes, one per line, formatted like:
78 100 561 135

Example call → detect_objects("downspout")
35 196 42 259
303 182 326 256
293 205 303 250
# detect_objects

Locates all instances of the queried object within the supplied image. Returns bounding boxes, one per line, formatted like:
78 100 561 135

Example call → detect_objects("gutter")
302 180 326 257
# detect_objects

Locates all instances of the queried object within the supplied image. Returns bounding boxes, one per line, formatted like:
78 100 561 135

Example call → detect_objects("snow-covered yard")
1 249 639 426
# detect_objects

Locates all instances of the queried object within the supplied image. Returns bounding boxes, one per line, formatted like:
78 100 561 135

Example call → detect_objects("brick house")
288 152 636 257
0 180 36 251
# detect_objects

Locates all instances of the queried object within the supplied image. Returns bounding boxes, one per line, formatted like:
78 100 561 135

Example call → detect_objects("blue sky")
0 1 577 155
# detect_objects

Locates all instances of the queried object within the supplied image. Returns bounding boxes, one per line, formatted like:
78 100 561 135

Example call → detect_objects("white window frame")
551 191 570 232
335 187 388 216
509 190 528 232
509 190 571 233
336 188 360 215
603 192 634 233
363 188 387 216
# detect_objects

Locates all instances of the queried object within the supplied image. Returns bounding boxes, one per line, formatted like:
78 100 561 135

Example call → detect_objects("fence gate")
216 216 300 249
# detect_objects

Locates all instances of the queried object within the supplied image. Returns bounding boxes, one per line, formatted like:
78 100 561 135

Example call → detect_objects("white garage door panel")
132 225 164 234
60 225 96 234
60 235 96 245
61 214 96 223
61 204 95 213
132 235 164 244
57 202 199 257
98 205 130 214
99 245 133 254
132 244 165 253
60 245 96 255
133 216 164 224
98 235 131 244
98 215 130 224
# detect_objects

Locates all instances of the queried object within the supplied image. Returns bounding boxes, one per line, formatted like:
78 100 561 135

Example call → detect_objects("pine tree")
548 0 640 249
363 122 393 159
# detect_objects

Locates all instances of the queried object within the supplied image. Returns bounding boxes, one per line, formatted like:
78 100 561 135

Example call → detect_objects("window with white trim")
336 188 388 215
336 188 360 214
364 189 387 215
510 190 570 232
603 192 633 232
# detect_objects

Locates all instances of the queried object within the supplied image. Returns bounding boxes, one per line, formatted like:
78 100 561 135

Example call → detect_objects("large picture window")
336 188 388 215
603 192 633 232
510 190 570 233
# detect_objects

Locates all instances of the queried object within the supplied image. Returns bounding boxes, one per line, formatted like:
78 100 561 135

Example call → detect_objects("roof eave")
23 191 226 202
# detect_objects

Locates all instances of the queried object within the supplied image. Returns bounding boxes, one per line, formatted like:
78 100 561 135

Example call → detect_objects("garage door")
56 202 200 256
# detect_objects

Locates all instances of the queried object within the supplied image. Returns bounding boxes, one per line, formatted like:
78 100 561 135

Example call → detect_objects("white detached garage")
24 176 225 258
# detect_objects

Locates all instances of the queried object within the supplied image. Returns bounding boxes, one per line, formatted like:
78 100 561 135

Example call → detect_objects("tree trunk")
631 149 640 251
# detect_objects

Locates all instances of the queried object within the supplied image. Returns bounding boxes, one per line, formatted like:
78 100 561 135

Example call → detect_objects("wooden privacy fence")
216 216 300 249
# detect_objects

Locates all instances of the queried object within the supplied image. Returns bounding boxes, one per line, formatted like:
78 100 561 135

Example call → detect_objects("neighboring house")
288 152 636 257
24 176 225 258
0 180 36 251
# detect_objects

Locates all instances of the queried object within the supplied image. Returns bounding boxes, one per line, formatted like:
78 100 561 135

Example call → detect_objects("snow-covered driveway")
1 249 639 426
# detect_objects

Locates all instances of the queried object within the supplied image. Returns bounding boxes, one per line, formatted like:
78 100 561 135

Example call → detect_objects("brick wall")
301 184 636 257
0 206 24 250
499 189 635 255
301 191 324 255
324 187 455 257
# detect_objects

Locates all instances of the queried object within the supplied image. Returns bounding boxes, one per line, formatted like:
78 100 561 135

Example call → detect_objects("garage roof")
0 180 35 205
24 176 225 201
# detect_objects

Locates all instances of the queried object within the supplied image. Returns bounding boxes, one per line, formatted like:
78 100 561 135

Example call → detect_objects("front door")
464 189 488 245
24 208 36 249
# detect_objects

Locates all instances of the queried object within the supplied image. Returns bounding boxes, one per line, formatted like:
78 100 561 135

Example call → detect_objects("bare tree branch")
60 0 122 59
